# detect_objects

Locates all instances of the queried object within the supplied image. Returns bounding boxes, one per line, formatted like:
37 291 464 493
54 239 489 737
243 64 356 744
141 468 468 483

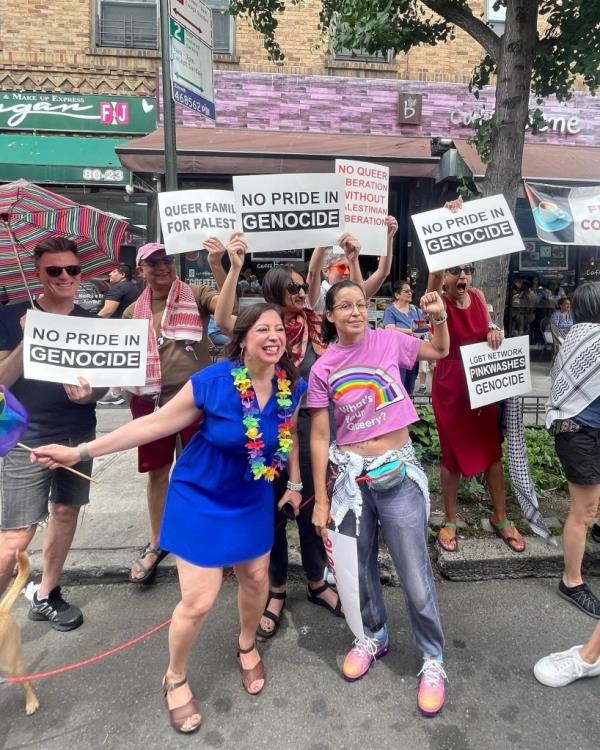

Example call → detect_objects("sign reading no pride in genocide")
411 194 525 272
233 173 345 252
460 335 531 409
158 189 237 254
24 311 148 387
335 159 389 257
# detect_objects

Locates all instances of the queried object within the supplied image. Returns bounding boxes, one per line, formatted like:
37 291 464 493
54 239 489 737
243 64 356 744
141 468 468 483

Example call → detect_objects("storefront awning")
453 140 600 185
115 127 439 178
0 134 131 185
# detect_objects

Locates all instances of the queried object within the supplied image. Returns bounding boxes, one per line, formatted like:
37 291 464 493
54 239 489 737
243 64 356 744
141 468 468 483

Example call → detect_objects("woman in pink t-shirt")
307 280 450 717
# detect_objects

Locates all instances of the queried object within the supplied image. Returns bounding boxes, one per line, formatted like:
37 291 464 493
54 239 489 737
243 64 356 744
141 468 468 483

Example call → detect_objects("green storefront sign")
0 91 156 134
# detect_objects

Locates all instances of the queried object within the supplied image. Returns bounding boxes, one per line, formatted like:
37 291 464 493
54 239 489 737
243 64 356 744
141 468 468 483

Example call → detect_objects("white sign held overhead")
169 18 215 120
233 173 345 252
23 311 148 388
169 0 212 46
411 194 525 272
336 159 389 256
460 335 531 409
158 189 237 253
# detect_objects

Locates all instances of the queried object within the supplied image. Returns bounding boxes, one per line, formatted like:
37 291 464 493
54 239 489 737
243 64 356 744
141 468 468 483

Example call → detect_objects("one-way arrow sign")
168 0 212 47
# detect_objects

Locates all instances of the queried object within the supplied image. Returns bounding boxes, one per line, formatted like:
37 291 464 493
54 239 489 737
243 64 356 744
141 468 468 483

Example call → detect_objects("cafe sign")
0 91 157 134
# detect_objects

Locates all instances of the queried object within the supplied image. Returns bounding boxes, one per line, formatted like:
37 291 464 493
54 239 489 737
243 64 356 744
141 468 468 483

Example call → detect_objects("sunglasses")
141 256 175 268
447 265 475 276
330 262 350 273
42 265 81 277
287 281 309 294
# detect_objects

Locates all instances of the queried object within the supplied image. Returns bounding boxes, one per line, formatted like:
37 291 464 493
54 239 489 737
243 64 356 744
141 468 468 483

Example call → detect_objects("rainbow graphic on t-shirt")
328 367 404 411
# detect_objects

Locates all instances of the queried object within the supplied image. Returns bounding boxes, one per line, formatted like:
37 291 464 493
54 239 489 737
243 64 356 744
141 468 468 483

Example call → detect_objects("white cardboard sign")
24 310 148 387
460 335 531 409
335 159 389 256
233 173 345 252
324 531 365 640
411 194 525 272
158 189 237 254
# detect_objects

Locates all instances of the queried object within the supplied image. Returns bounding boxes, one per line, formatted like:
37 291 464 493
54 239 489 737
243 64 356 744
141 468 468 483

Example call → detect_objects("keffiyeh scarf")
545 322 600 429
284 309 326 367
128 278 203 396
328 440 430 535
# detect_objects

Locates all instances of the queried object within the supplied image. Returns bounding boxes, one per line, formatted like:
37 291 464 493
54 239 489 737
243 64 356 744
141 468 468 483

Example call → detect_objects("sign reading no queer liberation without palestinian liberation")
23 311 148 388
460 335 531 409
411 194 525 272
233 173 345 252
335 159 389 256
158 189 237 254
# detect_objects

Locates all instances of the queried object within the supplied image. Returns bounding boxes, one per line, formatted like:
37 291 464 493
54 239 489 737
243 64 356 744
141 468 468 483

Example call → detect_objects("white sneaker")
533 645 600 687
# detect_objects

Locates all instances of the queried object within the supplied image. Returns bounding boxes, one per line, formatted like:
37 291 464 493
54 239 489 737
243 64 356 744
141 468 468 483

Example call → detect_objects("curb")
26 539 600 587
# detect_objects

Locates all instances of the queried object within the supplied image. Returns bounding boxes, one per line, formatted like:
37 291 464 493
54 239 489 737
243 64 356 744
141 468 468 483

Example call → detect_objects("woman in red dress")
427 218 526 553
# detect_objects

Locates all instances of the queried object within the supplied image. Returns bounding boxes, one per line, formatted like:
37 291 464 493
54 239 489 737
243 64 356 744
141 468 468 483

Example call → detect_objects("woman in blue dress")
31 303 307 736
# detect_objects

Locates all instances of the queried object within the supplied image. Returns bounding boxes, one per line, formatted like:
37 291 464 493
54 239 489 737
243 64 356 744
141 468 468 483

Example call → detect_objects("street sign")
168 0 212 47
169 19 216 120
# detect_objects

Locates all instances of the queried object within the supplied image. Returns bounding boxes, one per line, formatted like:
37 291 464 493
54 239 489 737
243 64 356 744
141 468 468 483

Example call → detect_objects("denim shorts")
0 432 94 530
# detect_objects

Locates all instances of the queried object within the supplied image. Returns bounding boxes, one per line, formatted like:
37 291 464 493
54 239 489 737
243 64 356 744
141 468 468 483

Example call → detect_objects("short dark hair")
222 302 299 385
117 263 132 280
571 283 600 324
261 266 295 306
321 280 365 344
33 237 78 267
393 280 412 295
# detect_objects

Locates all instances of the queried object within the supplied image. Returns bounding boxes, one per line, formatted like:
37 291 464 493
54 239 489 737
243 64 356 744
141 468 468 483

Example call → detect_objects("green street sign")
0 91 157 135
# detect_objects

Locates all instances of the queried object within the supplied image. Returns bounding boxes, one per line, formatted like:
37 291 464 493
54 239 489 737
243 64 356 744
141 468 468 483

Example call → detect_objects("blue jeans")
341 477 444 658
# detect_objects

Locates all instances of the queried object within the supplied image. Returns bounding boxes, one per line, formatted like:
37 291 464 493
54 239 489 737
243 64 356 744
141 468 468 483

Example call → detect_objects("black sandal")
307 582 343 616
130 543 168 585
256 590 286 640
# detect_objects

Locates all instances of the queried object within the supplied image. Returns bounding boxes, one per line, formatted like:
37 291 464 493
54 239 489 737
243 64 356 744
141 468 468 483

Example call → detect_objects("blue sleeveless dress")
159 359 307 567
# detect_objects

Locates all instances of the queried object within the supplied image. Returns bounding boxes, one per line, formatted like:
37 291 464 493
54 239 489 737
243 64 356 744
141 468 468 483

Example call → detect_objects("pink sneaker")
342 627 389 682
417 658 447 716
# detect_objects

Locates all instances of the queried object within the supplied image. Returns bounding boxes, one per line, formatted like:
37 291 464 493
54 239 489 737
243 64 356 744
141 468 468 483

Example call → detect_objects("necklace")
231 363 294 481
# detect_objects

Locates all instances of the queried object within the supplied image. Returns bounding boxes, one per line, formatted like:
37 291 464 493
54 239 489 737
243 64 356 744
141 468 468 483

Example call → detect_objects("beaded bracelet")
287 480 303 492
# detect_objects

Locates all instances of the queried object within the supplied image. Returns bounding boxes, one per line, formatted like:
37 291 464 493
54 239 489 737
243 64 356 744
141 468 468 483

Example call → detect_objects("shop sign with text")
0 92 157 134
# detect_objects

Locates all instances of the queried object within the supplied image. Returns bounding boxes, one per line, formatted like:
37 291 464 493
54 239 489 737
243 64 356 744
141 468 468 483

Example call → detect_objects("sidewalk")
28 407 600 585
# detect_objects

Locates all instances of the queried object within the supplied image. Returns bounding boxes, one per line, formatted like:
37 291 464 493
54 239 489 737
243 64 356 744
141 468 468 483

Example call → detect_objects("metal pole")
159 0 178 193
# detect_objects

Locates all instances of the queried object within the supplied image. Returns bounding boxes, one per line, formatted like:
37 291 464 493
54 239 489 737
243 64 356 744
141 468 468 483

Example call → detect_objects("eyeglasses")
287 281 309 294
42 265 81 277
332 301 368 313
141 257 175 268
447 265 475 276
400 288 413 294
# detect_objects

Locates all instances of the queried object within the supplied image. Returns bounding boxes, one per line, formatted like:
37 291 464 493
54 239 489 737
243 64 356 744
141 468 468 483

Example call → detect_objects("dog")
0 551 39 714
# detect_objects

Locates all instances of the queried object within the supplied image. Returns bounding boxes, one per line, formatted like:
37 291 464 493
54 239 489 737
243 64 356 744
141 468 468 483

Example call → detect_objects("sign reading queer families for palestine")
158 189 237 254
233 173 345 252
460 335 531 409
23 311 148 387
411 194 525 272
335 159 389 256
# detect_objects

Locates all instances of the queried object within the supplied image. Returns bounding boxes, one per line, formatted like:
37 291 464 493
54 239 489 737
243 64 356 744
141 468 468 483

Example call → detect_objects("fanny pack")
362 459 407 492
549 418 582 435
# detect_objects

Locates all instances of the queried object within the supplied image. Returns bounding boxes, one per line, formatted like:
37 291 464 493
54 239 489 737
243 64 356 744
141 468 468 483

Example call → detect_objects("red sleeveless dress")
431 288 502 476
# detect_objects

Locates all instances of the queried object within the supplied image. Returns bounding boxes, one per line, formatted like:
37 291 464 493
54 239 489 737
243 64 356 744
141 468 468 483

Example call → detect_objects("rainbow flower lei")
231 363 294 481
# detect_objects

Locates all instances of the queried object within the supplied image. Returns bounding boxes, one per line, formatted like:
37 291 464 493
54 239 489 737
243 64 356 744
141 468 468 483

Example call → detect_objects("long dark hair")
222 302 299 385
321 280 365 344
262 265 305 306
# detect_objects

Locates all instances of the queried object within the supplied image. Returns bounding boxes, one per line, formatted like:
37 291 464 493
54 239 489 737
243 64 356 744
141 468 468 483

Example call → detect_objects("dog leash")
1 493 322 686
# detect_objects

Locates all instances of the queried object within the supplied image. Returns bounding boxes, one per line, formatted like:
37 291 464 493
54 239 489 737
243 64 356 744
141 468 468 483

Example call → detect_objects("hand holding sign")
386 215 399 240
338 232 362 264
313 501 332 542
202 236 227 260
486 325 504 350
63 376 93 404
226 231 248 271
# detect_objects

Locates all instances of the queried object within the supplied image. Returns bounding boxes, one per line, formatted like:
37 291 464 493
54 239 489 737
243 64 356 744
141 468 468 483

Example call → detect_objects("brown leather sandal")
162 675 202 734
236 638 266 695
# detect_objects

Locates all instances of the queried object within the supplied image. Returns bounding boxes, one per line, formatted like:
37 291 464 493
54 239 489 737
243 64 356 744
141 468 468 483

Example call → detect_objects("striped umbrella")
0 179 128 305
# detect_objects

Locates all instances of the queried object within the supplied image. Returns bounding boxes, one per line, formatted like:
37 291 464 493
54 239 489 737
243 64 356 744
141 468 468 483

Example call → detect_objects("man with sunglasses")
121 241 226 585
0 237 108 630
309 216 398 313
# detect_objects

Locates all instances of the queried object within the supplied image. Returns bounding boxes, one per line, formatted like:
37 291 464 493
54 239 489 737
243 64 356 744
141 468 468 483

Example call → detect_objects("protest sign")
23 310 148 387
335 159 389 256
233 173 344 252
158 189 237 254
460 335 531 409
525 181 600 246
324 531 365 640
411 194 525 272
